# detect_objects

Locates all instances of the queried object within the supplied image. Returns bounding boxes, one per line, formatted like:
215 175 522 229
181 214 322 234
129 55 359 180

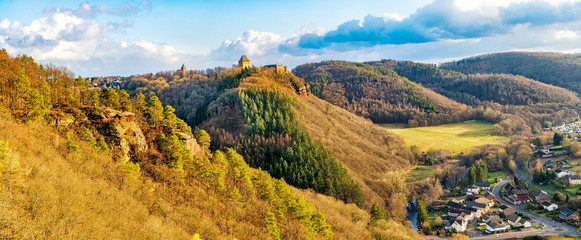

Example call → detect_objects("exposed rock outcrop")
176 132 201 157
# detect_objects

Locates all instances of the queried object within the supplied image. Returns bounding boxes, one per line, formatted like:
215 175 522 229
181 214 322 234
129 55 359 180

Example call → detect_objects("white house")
555 169 576 178
466 185 480 195
518 219 532 228
486 219 508 233
448 219 467 232
541 201 558 211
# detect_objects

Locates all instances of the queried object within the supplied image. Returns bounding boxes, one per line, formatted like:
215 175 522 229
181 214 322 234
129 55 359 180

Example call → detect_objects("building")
555 169 576 178
507 214 532 228
238 55 250 69
466 185 480 195
483 192 496 201
499 205 515 216
569 175 581 186
516 190 529 203
518 218 532 228
475 197 494 207
474 182 491 190
504 182 516 194
507 214 522 227
262 64 288 73
532 190 552 204
559 208 579 221
465 201 489 217
449 219 467 232
446 201 477 217
486 219 508 233
180 64 187 77
541 201 558 211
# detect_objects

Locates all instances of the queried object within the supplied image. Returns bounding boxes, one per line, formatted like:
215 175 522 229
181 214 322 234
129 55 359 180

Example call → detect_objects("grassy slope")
0 107 411 240
381 120 509 153
295 93 414 206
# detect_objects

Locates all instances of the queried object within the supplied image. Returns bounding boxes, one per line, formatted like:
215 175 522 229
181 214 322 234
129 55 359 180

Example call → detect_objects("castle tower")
180 64 187 76
238 55 250 69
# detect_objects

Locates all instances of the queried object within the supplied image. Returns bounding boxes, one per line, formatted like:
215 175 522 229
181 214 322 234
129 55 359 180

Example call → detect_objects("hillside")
0 50 421 239
122 67 420 223
439 52 581 95
293 61 472 126
369 59 581 133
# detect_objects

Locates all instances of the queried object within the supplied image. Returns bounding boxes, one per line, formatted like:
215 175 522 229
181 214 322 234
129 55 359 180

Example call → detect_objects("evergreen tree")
118 89 132 112
132 92 147 123
370 203 388 221
553 132 565 145
416 200 429 226
195 129 211 148
147 96 164 126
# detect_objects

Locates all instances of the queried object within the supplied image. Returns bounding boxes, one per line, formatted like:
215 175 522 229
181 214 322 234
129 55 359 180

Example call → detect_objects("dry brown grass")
0 109 189 239
294 94 414 209
295 188 422 240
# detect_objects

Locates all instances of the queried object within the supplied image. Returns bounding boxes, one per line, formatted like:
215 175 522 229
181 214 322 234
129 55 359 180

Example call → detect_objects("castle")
238 55 250 69
177 64 187 77
237 55 288 73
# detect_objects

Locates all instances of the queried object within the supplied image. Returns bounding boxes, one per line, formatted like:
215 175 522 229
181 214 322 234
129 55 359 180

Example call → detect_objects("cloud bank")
294 0 581 49
2 0 581 76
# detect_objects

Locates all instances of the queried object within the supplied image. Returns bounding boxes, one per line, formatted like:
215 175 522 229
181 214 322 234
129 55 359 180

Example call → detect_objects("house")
475 197 494 207
555 169 576 178
448 196 466 204
559 208 580 221
507 214 522 227
475 182 491 190
532 190 552 204
457 212 474 222
446 201 477 217
569 175 581 186
484 192 496 201
518 218 532 228
499 205 515 216
466 185 480 195
481 214 492 224
486 219 508 233
504 182 516 194
449 219 467 232
541 201 558 211
516 190 529 203
238 55 250 69
544 161 557 171
465 201 489 217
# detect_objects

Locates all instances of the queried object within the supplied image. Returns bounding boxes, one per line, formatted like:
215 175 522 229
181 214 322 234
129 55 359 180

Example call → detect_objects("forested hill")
439 52 581 94
0 50 421 239
121 66 423 238
369 59 581 134
292 61 473 126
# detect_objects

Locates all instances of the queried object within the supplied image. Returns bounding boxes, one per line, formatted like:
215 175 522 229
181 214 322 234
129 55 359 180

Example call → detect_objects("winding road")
492 181 580 237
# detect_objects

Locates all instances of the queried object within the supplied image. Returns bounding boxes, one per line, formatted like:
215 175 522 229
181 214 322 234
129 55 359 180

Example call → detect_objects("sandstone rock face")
112 121 148 161
176 132 201 157
89 108 148 162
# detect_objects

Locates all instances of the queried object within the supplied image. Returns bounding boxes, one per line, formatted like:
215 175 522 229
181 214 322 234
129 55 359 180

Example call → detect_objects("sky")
1 0 581 76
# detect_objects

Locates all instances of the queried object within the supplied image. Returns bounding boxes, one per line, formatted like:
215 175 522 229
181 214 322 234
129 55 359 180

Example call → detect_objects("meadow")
380 120 509 153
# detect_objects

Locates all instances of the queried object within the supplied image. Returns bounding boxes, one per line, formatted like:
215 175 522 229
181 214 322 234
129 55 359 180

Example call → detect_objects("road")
492 181 580 237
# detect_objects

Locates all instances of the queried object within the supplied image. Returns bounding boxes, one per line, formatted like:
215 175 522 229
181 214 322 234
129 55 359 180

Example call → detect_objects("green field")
407 165 438 182
488 171 508 183
380 120 509 153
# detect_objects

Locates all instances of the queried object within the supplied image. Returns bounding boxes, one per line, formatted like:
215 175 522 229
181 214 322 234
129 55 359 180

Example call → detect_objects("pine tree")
147 96 163 126
118 89 132 112
370 203 388 221
416 200 429 226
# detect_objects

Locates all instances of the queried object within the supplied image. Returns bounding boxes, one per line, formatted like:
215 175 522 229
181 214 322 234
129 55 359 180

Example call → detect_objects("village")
425 177 580 238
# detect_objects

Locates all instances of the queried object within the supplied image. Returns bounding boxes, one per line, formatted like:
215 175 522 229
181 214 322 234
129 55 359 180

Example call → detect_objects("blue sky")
1 0 581 76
